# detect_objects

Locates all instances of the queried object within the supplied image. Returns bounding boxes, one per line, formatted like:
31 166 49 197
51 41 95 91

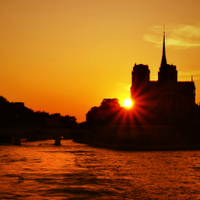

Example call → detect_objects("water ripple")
0 140 200 199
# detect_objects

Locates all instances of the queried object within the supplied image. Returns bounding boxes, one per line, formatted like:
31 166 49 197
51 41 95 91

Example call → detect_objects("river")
0 140 200 199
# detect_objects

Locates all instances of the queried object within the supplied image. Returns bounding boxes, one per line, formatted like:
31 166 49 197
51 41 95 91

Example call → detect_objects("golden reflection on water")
0 140 200 199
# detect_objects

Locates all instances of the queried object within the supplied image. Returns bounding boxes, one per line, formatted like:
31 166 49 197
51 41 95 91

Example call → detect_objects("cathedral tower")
131 64 150 99
158 30 177 82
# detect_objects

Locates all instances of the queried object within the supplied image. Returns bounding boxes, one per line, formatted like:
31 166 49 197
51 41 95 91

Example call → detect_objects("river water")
0 140 200 200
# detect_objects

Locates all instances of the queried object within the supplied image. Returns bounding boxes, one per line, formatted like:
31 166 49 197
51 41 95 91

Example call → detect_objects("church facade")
130 32 196 122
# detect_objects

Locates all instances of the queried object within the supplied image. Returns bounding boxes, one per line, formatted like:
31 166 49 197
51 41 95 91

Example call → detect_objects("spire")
161 25 167 66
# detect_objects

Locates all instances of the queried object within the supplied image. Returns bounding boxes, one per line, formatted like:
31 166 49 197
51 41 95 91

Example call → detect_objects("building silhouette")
130 31 196 122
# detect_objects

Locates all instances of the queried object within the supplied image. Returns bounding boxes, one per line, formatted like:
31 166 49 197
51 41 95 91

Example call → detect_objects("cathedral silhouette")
83 30 200 149
130 31 195 122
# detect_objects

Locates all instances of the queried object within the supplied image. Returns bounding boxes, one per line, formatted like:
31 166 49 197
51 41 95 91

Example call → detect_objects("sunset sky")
1 0 200 122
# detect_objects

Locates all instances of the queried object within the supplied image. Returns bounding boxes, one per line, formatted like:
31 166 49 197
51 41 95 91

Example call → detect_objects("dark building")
130 31 196 121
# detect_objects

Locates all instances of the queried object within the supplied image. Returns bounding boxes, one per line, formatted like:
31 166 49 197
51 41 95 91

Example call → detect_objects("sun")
123 98 133 108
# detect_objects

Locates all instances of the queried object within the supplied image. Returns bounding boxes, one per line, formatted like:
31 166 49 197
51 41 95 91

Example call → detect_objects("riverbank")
0 126 74 144
73 124 200 151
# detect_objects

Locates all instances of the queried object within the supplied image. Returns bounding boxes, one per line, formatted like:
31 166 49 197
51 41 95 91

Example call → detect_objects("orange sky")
1 0 200 122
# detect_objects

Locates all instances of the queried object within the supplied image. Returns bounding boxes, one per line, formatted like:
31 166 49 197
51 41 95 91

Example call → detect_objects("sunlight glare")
123 98 133 108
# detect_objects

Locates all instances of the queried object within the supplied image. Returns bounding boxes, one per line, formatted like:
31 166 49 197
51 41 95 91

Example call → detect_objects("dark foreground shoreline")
88 142 200 151
73 124 200 151
74 138 200 151
1 124 200 151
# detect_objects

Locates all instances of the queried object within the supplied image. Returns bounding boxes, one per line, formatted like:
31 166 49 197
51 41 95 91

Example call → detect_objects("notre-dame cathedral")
130 31 196 123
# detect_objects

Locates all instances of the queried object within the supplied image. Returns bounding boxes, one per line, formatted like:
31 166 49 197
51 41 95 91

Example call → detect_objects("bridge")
0 126 76 145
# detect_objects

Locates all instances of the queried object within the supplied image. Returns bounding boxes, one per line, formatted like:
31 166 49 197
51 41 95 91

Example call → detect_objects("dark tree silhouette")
86 98 121 126
0 95 77 127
